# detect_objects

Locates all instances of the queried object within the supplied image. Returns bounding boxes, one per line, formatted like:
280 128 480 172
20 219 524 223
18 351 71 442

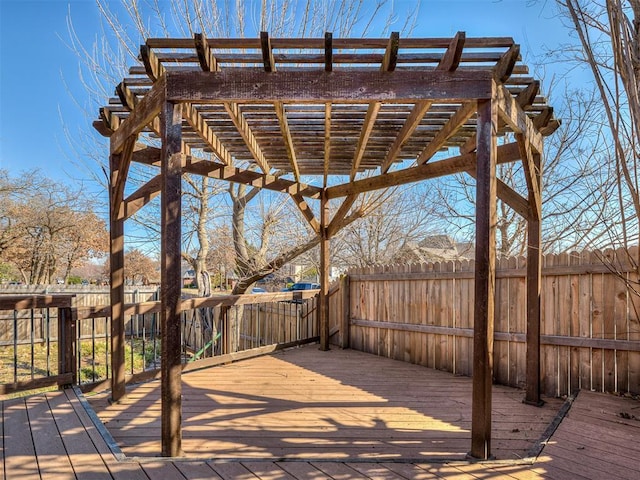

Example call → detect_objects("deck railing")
0 290 319 395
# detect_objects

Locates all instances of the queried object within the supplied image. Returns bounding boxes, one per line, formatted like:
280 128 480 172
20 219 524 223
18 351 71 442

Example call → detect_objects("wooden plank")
467 169 531 221
142 462 188 480
495 84 543 154
110 75 165 155
591 251 604 392
183 102 234 166
380 100 433 173
149 151 322 198
327 141 521 199
494 257 509 386
556 252 570 396
381 32 399 71
45 391 114 480
25 394 75 479
470 97 497 460
290 193 319 234
224 101 272 173
2 398 41 480
494 44 520 82
107 223 124 402
614 247 629 393
194 32 219 72
312 462 362 479
437 31 466 72
172 461 223 479
165 69 495 103
516 133 541 220
0 373 73 395
340 274 351 349
350 102 381 180
241 462 296 479
274 101 301 181
209 461 257 478
541 253 558 397
324 32 333 72
525 212 542 405
602 250 617 392
63 390 149 480
323 102 331 184
277 461 329 479
327 193 359 238
122 175 162 220
579 250 593 391
569 252 581 393
319 192 330 351
160 100 184 457
417 101 477 165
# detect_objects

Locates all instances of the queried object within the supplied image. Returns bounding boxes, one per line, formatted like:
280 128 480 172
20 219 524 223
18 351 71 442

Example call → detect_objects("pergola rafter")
95 32 559 460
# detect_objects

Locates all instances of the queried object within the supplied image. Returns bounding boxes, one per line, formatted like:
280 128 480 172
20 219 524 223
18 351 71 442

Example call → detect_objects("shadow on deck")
88 345 564 462
3 345 640 479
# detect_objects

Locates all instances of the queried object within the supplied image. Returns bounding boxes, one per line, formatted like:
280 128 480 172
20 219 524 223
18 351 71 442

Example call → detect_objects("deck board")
25 394 76 480
46 390 115 480
2 398 40 480
88 346 563 461
2 347 640 480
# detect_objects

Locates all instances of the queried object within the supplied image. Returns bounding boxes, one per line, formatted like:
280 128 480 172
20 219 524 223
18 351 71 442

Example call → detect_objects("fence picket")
329 248 640 397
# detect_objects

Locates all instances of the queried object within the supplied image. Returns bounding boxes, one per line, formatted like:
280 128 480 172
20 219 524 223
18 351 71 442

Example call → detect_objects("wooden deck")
1 346 639 479
88 346 563 461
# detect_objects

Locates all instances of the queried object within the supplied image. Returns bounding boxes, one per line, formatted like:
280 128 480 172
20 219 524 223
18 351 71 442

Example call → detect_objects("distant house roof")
392 235 474 263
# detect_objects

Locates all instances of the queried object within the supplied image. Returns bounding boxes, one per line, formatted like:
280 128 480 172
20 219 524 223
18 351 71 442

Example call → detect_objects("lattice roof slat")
96 33 558 178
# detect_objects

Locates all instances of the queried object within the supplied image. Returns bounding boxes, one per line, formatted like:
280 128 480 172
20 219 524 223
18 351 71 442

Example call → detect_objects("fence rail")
0 290 318 395
329 248 640 397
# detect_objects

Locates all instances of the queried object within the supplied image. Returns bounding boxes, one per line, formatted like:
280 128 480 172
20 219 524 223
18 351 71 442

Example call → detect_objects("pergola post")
109 208 126 402
160 100 184 457
471 95 497 460
109 137 136 403
525 152 543 406
319 190 330 351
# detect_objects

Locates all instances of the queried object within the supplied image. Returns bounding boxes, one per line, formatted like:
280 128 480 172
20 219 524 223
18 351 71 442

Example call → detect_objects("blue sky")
0 0 578 190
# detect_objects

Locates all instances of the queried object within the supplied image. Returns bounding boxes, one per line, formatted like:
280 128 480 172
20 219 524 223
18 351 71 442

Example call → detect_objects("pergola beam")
290 193 320 234
130 145 321 198
165 69 495 103
110 76 165 155
121 175 162 220
225 101 272 173
495 84 543 154
327 142 521 199
274 101 301 181
327 193 360 238
417 101 477 165
350 102 381 180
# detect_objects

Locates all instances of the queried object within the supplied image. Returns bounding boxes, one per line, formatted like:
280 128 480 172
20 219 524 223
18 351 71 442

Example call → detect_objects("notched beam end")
93 120 113 137
325 32 333 72
139 44 158 82
494 44 520 83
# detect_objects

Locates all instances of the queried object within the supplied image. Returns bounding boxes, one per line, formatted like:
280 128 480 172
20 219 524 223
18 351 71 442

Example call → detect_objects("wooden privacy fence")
329 249 640 397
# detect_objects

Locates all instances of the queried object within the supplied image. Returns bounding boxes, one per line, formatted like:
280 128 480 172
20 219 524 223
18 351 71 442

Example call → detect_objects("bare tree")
69 0 422 294
332 186 442 267
432 84 614 256
557 1 640 258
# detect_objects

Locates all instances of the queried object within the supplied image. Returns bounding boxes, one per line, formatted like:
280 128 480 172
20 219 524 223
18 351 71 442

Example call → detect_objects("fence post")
340 275 350 349
57 305 77 386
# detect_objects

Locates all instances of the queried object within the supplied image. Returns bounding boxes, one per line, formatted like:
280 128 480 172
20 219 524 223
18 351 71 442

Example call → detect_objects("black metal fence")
0 291 319 395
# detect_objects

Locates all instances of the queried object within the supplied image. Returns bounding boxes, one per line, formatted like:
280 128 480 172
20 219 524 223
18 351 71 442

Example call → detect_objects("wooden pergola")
94 32 559 460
